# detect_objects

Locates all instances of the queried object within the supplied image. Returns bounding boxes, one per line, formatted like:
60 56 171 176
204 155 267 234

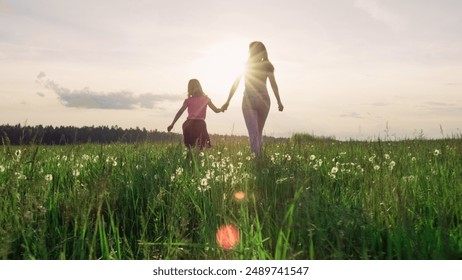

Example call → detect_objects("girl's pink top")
184 96 210 120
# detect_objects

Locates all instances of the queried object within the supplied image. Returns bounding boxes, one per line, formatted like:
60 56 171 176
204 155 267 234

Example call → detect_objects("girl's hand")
167 124 174 132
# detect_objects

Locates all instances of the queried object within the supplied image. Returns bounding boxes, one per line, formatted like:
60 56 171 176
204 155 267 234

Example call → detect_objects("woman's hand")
167 124 174 132
278 102 284 112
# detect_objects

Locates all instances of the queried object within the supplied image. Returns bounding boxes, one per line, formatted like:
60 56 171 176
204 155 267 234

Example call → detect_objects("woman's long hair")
249 41 269 62
247 41 274 72
187 79 206 97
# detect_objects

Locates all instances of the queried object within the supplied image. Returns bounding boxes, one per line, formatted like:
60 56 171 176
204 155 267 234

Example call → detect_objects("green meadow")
1 137 461 260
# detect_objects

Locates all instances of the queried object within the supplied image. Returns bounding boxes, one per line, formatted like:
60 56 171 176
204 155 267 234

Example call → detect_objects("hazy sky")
1 0 461 139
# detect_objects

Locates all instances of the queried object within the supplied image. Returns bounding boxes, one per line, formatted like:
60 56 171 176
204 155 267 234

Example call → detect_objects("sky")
1 0 461 140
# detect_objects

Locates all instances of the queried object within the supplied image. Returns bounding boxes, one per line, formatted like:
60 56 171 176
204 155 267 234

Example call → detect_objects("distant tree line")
0 124 182 145
0 124 287 145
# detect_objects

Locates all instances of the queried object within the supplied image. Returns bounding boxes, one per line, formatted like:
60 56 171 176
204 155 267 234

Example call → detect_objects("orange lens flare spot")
216 225 239 250
234 191 245 200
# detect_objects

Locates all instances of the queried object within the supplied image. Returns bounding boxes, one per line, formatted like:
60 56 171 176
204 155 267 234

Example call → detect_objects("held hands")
221 102 230 112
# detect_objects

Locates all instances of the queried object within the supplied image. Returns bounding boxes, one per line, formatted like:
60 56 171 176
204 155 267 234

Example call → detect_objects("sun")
190 39 248 98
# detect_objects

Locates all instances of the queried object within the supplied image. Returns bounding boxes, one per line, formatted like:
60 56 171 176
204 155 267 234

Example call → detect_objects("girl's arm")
268 72 283 111
208 99 223 113
167 103 187 132
222 76 241 111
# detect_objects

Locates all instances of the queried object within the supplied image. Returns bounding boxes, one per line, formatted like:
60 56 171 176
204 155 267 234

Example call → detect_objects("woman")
168 79 222 149
221 41 284 155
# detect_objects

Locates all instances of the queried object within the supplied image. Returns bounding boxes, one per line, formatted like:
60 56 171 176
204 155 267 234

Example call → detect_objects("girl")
221 41 284 155
168 79 222 149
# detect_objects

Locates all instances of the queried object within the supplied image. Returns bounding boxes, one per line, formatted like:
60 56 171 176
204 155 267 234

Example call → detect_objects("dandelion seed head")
72 169 80 177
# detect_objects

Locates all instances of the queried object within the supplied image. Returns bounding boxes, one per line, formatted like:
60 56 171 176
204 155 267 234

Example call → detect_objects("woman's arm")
167 103 187 132
222 76 241 111
268 72 283 111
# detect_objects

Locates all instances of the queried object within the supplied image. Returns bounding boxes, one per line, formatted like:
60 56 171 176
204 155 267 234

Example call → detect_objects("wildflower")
433 149 441 156
374 165 380 171
331 167 339 174
276 177 289 184
45 174 53 181
82 154 90 161
15 172 27 180
175 167 183 176
106 156 117 166
368 155 376 162
309 155 316 161
216 225 239 250
15 149 21 158
170 175 175 182
0 165 5 172
200 178 208 187
199 152 205 157
402 175 415 182
411 157 417 162
72 169 80 177
384 154 390 160
389 161 396 171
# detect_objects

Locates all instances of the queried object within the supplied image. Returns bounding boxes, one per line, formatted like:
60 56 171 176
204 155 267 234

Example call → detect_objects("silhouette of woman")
221 41 283 155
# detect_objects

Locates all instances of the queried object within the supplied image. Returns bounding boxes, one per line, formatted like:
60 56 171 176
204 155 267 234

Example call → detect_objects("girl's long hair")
187 79 206 97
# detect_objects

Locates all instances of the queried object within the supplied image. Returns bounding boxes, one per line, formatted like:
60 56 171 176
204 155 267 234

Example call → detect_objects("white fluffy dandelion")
45 174 53 181
331 166 339 174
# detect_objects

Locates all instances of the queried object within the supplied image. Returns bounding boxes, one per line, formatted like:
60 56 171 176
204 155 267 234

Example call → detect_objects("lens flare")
216 225 239 250
234 191 245 200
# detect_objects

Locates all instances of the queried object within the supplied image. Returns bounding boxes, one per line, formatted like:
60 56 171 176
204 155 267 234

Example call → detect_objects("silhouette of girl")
168 79 222 149
221 41 283 155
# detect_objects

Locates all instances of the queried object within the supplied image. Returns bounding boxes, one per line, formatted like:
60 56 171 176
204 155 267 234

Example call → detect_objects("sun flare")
190 39 248 98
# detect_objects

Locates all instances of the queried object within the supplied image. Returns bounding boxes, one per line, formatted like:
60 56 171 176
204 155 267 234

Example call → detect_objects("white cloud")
36 73 182 110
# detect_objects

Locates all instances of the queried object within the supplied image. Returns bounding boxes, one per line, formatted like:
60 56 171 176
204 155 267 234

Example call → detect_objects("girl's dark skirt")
182 119 211 149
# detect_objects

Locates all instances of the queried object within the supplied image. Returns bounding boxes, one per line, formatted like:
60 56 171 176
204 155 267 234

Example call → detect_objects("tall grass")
0 138 461 259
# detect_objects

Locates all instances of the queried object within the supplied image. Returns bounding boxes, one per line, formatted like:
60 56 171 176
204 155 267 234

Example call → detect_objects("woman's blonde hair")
187 79 206 97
